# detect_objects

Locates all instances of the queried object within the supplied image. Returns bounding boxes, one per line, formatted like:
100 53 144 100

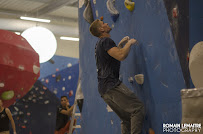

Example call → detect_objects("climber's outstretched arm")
108 39 137 61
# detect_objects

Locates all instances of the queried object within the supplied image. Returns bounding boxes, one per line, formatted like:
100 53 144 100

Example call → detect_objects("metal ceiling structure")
0 0 79 37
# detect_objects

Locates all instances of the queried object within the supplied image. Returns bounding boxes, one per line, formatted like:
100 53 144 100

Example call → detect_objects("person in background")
0 99 17 134
55 96 76 134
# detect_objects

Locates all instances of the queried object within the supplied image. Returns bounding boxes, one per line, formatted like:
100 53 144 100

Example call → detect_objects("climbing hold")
0 82 5 88
106 105 113 112
25 105 28 108
69 90 73 97
124 0 135 11
18 65 25 71
68 75 72 80
21 125 26 129
67 63 72 68
33 65 40 74
189 41 203 88
45 79 49 84
27 112 31 116
128 77 134 83
14 106 19 111
134 74 144 85
149 128 155 134
83 0 94 24
173 7 178 18
1 90 14 100
110 120 114 125
93 0 96 5
100 16 104 21
44 100 49 104
124 0 135 12
106 0 119 22
79 0 85 8
187 51 190 62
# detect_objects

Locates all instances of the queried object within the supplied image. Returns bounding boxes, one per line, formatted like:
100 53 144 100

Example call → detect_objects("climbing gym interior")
0 0 203 134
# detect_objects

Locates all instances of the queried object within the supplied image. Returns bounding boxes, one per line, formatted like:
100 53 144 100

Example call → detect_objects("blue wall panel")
79 0 187 133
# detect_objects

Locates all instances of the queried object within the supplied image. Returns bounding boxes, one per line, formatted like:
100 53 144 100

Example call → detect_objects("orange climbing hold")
100 16 104 21
149 128 155 134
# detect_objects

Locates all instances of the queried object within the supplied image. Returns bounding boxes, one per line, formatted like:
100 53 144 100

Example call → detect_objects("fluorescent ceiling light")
60 36 79 41
20 16 51 23
15 32 21 35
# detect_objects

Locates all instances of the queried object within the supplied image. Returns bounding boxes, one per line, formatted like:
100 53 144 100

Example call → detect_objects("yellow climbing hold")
1 90 14 100
124 0 135 11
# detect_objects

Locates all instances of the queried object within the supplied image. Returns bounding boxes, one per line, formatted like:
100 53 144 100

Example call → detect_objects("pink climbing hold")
173 8 178 18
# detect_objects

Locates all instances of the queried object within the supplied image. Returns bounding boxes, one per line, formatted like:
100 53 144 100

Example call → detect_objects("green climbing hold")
1 90 14 100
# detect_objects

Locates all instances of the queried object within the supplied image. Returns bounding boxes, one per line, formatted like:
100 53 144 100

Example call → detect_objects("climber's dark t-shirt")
95 37 121 95
55 105 70 131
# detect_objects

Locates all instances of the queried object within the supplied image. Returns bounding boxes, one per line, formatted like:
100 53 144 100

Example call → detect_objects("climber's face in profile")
99 20 112 34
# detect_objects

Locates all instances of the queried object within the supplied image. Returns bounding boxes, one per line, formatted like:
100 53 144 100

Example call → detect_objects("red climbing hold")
173 8 178 18
0 30 40 107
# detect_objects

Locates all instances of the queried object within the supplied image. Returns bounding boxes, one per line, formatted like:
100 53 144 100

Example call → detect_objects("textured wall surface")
78 0 193 133
9 55 79 134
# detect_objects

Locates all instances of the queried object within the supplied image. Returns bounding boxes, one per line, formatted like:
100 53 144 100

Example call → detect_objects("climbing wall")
79 0 192 134
189 0 203 51
9 55 79 134
39 55 79 105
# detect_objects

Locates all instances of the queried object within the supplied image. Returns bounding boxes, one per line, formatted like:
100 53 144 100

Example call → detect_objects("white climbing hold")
128 77 134 83
79 0 85 8
189 41 203 88
95 10 99 18
106 105 113 112
67 63 72 68
44 100 50 104
68 76 72 80
33 65 40 74
93 0 96 4
14 107 19 112
62 87 66 91
111 120 114 125
53 90 58 94
18 65 25 71
106 0 119 15
0 83 5 88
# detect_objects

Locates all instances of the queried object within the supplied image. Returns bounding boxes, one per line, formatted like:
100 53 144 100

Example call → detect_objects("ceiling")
0 0 79 37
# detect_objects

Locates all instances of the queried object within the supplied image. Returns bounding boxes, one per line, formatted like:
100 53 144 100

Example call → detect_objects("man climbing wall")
89 19 145 134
